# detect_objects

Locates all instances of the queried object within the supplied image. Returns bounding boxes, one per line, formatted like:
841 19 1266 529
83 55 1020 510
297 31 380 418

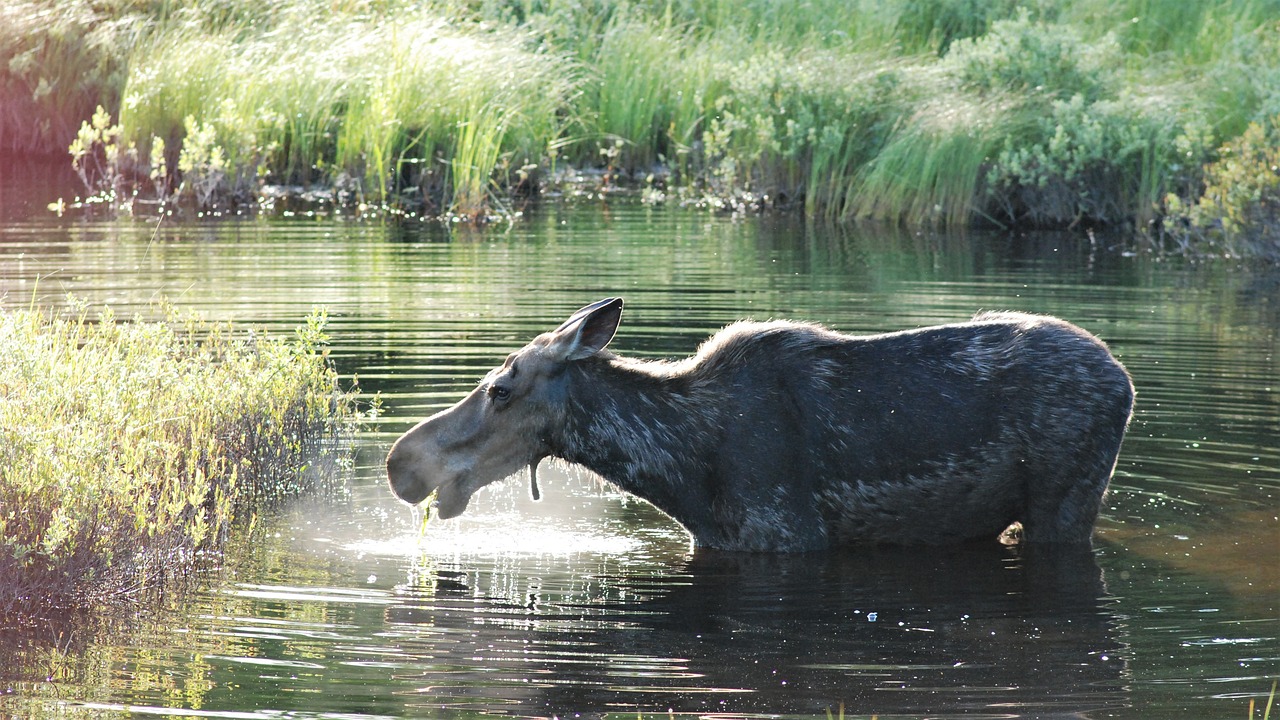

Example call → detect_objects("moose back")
386 298 1135 552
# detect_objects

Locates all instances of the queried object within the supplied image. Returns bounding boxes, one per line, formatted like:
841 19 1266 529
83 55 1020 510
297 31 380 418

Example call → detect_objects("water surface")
0 169 1276 718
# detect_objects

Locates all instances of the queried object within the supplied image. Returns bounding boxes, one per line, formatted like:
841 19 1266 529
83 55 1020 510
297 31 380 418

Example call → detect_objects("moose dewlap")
386 299 1134 552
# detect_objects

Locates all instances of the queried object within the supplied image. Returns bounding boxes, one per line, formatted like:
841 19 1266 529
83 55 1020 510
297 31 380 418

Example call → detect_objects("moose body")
386 299 1135 552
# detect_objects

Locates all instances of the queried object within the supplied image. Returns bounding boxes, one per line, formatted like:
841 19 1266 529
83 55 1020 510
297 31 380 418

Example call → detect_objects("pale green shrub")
1163 118 1280 259
0 304 360 613
985 91 1209 226
944 12 1119 103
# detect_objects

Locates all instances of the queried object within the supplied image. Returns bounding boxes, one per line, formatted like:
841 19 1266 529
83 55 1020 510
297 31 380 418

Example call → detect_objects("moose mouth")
424 460 544 520
432 477 477 520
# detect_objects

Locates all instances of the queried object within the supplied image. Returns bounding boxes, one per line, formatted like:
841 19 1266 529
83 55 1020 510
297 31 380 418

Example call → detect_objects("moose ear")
548 298 623 361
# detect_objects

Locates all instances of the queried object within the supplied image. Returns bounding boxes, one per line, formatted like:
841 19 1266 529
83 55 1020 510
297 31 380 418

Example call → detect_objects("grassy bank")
0 303 361 614
2 0 1278 255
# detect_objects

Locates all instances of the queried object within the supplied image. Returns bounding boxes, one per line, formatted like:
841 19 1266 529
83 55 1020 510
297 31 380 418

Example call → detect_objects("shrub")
0 304 361 614
1163 118 1280 260
984 91 1209 226
944 12 1120 104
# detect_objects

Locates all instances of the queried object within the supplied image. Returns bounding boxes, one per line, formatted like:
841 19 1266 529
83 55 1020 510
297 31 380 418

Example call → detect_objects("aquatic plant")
0 303 361 614
1251 679 1276 720
68 105 131 202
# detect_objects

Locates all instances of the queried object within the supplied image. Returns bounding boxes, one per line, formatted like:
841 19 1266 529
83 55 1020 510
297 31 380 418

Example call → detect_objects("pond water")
1 160 1277 718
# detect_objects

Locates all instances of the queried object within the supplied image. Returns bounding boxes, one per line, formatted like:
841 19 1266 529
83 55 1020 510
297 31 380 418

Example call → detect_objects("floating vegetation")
0 302 363 615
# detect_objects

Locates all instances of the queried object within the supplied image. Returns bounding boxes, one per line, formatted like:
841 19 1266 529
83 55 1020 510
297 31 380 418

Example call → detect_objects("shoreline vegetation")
1 0 1278 258
0 303 363 616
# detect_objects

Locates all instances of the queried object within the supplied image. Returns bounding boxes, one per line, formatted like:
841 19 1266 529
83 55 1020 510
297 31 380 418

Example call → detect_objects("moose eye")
488 384 511 402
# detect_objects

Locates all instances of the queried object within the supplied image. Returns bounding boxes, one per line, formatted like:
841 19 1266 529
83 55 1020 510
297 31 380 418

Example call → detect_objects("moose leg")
1020 420 1127 544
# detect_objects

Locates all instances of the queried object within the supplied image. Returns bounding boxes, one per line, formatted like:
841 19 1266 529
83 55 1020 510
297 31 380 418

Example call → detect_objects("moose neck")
553 355 719 537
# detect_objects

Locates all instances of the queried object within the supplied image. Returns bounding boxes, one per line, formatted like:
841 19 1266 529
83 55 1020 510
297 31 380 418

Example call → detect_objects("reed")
585 13 697 172
850 88 1027 226
113 4 573 210
0 303 361 614
4 0 1278 249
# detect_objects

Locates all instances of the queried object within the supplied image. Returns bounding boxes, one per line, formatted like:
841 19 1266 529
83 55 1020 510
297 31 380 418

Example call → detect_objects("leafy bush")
944 12 1119 103
0 304 361 613
1163 118 1280 259
985 92 1209 226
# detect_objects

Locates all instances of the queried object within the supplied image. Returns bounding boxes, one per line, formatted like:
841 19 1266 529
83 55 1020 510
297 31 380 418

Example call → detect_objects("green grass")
0 302 361 614
2 0 1278 253
114 5 573 213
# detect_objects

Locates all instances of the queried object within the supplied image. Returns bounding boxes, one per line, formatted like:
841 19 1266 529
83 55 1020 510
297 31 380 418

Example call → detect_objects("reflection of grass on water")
0 302 361 615
2 0 1278 255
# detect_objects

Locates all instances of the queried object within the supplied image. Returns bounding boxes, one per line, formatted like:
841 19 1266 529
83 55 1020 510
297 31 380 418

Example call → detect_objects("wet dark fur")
388 301 1135 552
552 311 1134 551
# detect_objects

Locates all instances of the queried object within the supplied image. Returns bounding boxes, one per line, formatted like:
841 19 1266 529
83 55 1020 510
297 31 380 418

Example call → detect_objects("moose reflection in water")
386 298 1134 551
386 544 1125 717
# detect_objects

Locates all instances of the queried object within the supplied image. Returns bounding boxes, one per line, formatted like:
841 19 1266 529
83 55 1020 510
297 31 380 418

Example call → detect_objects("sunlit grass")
849 76 1027 226
0 301 361 614
584 13 701 172
3 0 1278 249
116 6 573 212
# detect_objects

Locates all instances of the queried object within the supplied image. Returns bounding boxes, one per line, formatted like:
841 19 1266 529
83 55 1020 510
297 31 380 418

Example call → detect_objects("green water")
0 163 1276 718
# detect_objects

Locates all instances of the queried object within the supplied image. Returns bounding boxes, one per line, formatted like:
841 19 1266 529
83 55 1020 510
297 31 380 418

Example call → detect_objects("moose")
386 298 1135 552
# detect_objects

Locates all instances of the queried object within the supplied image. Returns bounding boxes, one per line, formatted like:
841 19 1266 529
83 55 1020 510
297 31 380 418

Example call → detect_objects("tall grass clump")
580 13 707 174
697 49 905 215
849 81 1028 226
0 303 360 614
116 5 574 216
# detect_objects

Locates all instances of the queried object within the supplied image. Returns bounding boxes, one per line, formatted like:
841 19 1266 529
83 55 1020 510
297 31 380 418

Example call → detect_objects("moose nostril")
387 471 431 505
392 482 430 505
